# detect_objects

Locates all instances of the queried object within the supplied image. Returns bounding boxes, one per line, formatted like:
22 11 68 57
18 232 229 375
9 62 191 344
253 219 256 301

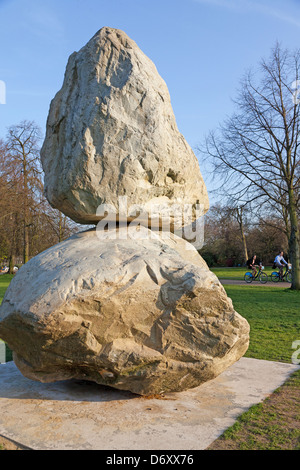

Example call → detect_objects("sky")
1 0 300 199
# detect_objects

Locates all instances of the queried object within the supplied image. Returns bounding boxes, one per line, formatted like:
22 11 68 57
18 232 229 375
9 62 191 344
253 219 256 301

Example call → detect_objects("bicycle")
271 264 292 283
244 265 268 284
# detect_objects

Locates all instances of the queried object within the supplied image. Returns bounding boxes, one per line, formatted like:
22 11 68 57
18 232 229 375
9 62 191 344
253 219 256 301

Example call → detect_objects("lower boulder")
0 228 249 395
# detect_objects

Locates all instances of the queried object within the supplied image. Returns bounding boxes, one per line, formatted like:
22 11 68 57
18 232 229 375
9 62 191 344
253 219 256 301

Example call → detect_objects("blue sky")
1 0 300 197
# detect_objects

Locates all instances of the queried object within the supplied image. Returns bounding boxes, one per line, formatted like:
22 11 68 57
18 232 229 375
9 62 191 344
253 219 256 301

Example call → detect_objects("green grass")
1 271 300 450
0 274 13 305
1 274 299 364
0 274 14 361
224 285 300 363
211 266 274 280
208 283 300 450
207 368 300 450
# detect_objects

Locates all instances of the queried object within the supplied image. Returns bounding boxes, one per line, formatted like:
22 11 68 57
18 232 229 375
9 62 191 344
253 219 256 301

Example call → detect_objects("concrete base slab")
0 358 298 450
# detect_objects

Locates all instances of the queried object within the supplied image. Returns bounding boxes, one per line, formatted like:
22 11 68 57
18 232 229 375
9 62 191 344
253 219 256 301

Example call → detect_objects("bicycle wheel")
286 272 292 283
271 271 280 282
244 272 253 283
259 272 268 284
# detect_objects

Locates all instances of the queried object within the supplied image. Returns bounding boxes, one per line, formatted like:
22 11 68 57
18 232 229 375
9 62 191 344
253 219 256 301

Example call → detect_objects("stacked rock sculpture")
0 28 249 395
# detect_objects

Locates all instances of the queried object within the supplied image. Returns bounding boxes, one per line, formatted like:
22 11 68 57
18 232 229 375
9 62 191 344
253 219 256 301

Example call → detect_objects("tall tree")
228 205 249 264
6 121 43 264
0 139 23 271
201 203 246 265
203 43 300 289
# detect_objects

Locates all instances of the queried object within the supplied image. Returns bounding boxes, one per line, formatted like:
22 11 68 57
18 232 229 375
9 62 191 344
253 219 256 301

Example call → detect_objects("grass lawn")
0 274 13 305
0 273 299 450
208 283 300 450
207 368 300 450
224 285 300 363
211 266 274 280
0 274 14 362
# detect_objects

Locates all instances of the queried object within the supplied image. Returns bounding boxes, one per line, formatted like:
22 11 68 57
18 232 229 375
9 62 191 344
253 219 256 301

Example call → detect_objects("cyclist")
274 251 288 281
246 255 261 277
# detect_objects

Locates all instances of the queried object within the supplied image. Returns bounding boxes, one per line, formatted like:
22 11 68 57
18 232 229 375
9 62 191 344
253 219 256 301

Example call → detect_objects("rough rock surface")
0 228 249 395
40 27 209 226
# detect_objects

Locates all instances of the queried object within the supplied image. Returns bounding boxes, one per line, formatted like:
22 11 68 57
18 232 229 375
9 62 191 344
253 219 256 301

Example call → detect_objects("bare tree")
43 207 78 244
201 203 246 265
0 140 23 271
228 206 249 263
0 124 80 267
203 43 300 289
6 121 43 264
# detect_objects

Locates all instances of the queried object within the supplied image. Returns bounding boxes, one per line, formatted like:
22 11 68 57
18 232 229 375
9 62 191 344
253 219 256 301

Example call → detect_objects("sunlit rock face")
0 229 249 395
0 28 250 396
40 27 209 226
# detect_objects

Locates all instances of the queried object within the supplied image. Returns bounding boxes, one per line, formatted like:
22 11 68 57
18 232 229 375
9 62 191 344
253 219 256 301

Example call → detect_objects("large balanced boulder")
0 28 250 396
40 27 209 226
0 228 249 395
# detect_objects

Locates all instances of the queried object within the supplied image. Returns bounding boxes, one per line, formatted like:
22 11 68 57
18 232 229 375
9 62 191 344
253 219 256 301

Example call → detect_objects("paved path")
0 359 298 450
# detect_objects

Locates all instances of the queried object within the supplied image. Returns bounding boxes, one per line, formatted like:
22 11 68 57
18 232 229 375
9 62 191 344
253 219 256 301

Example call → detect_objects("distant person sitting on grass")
274 251 288 281
246 255 261 277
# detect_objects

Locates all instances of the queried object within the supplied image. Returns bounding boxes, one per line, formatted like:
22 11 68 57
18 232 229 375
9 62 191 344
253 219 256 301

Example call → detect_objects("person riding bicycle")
274 251 288 281
246 255 261 277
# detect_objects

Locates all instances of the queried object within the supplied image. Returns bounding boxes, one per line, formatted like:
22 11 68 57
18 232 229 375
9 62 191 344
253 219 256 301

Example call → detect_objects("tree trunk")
8 214 18 274
23 220 29 264
288 192 300 290
240 221 248 264
235 207 248 264
23 152 30 264
8 254 15 275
